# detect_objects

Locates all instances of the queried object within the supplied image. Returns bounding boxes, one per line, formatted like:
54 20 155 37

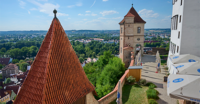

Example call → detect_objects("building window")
178 31 180 38
128 25 130 27
181 0 182 5
128 37 129 39
121 38 122 40
171 15 178 30
179 15 181 23
177 46 179 53
137 27 141 33
121 27 122 34
137 38 140 41
121 47 122 53
176 15 178 29
174 44 176 54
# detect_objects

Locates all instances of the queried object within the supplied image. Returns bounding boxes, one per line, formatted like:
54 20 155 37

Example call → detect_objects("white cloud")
112 17 122 19
28 0 68 17
97 17 122 20
85 14 90 16
86 11 91 13
28 11 30 14
162 15 171 21
76 2 82 6
83 19 87 21
68 17 71 19
139 9 159 18
37 0 48 1
91 0 96 7
78 13 83 16
100 10 118 16
67 5 75 8
67 2 82 8
18 0 26 8
30 8 37 10
103 0 108 1
85 13 97 16
167 1 171 3
91 13 97 16
98 17 107 19
57 13 68 16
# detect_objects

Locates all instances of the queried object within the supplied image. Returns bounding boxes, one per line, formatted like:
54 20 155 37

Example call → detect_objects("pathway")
141 54 177 104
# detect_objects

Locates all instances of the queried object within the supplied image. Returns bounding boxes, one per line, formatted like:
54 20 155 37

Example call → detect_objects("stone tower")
119 5 146 68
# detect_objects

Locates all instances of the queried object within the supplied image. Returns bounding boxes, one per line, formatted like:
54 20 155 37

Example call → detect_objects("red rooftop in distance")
14 9 96 104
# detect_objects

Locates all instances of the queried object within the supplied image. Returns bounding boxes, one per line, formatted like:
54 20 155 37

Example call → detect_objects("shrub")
126 76 136 84
149 84 157 89
139 79 146 85
145 82 157 88
12 59 19 64
5 78 11 84
146 89 159 99
148 99 158 104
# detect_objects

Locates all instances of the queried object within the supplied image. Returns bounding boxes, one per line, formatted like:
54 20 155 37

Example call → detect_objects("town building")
168 0 200 57
119 4 146 67
14 10 96 104
2 64 19 79
0 90 10 103
0 58 12 66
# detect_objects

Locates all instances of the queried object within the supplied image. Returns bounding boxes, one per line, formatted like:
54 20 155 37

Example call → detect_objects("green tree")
12 59 19 64
19 62 29 72
166 43 170 51
0 64 3 69
0 47 6 53
5 78 11 84
79 57 84 63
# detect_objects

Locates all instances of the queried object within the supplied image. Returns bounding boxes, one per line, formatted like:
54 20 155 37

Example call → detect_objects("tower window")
121 38 122 40
137 27 141 33
177 46 179 53
121 27 122 34
128 37 129 39
179 15 181 23
178 31 180 39
181 0 182 5
121 47 122 53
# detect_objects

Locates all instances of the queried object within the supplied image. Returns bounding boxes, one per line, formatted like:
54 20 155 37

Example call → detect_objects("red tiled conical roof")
14 14 96 104
119 6 146 24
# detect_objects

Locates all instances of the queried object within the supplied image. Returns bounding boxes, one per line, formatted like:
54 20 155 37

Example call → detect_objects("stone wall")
152 47 168 55
86 92 99 104
97 70 129 104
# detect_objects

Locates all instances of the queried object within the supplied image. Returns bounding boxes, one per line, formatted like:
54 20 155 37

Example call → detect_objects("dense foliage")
16 60 30 72
71 40 119 61
5 78 11 84
83 51 126 99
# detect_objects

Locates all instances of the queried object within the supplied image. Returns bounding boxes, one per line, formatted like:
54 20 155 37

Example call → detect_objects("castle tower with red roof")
119 4 146 67
14 9 96 104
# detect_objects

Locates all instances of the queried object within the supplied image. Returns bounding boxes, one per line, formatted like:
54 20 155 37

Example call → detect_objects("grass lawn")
110 84 148 104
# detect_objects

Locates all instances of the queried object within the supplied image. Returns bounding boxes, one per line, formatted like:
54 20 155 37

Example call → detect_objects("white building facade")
168 0 200 58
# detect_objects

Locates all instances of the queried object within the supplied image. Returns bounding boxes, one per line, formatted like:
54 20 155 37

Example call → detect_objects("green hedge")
148 99 158 104
146 89 159 99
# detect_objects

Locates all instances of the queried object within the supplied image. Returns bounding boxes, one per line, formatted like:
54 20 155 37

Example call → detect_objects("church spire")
14 9 96 104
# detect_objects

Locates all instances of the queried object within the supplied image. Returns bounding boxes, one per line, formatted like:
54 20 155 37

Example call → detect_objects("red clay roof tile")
119 6 146 24
14 16 96 104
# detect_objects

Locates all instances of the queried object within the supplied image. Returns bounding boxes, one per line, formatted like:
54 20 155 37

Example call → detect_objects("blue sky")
0 0 172 31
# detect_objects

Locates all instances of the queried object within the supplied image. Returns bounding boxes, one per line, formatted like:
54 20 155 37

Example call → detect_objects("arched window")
137 27 141 33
